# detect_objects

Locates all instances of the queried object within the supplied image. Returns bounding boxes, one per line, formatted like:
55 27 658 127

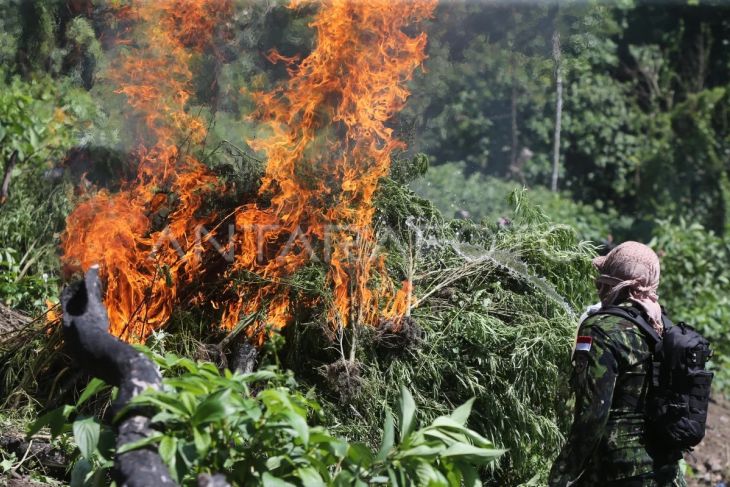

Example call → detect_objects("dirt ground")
686 394 730 486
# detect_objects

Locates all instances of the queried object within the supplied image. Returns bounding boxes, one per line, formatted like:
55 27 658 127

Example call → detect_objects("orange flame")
222 0 435 343
61 0 230 341
61 0 434 344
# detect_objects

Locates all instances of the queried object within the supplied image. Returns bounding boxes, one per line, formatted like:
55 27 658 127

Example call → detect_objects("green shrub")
28 351 503 487
410 162 633 244
650 218 730 392
0 70 98 312
278 184 597 485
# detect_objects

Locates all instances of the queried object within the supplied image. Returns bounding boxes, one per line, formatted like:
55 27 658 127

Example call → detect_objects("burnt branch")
61 267 176 487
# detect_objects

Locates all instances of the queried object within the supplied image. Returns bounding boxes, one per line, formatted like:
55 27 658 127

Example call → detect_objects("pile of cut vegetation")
266 173 596 484
0 165 596 485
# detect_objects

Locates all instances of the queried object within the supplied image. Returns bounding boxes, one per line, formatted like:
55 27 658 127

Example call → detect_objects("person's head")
592 241 663 333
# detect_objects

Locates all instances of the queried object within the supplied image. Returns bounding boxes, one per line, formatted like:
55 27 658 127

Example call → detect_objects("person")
548 241 686 487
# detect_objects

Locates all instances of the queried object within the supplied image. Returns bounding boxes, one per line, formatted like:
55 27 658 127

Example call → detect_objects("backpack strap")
594 305 662 344
594 305 665 388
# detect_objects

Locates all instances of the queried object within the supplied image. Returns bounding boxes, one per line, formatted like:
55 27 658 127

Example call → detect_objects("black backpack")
597 305 714 450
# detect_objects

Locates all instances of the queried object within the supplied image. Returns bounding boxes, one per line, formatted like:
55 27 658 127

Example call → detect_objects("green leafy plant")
25 377 113 486
650 218 730 393
28 352 503 486
0 70 95 170
0 246 59 310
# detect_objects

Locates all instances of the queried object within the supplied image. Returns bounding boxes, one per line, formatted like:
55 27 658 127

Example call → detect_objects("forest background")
1 0 730 485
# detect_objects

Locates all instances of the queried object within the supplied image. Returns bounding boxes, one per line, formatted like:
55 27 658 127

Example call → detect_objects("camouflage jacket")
548 309 685 487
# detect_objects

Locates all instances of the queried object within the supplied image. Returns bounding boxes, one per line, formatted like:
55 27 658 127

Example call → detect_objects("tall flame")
61 0 434 344
61 0 230 341
221 0 435 342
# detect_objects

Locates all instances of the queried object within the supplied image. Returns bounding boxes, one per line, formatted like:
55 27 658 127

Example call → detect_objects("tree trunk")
510 52 519 179
1 150 19 204
551 31 563 193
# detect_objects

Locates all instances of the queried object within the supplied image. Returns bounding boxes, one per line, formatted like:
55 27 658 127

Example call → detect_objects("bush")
28 351 503 487
410 162 633 244
650 218 730 392
273 184 597 485
0 71 98 312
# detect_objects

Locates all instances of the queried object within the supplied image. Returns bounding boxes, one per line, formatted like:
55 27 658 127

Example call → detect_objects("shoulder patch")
575 335 592 352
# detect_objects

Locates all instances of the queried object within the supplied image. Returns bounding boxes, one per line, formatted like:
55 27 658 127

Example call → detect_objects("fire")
222 0 435 342
61 0 230 341
61 0 434 344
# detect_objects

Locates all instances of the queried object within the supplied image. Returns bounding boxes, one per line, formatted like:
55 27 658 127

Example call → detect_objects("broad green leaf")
27 406 69 438
415 462 448 485
294 467 325 487
262 473 296 487
459 463 481 487
158 436 177 477
28 127 39 149
448 397 475 426
116 432 163 454
165 378 208 395
347 442 374 466
97 429 116 462
164 353 181 369
332 471 356 487
177 441 196 468
176 358 198 374
441 443 505 464
421 428 463 445
127 393 188 418
387 468 400 487
398 386 417 441
192 389 234 425
179 392 197 415
430 417 491 444
70 458 92 487
193 427 211 456
150 411 181 425
73 417 100 459
284 410 309 447
396 444 443 459
241 370 277 383
376 412 394 461
76 378 108 407
266 456 282 470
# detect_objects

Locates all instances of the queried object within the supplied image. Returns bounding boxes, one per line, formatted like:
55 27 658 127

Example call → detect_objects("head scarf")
592 241 663 335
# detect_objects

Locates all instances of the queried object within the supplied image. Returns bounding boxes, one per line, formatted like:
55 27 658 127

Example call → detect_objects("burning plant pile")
61 0 432 346
2 1 599 484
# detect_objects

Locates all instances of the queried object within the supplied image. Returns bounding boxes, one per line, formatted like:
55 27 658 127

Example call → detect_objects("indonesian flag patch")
575 336 593 352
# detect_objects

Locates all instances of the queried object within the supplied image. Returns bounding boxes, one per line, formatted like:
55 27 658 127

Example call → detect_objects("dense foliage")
28 351 503 487
404 2 730 238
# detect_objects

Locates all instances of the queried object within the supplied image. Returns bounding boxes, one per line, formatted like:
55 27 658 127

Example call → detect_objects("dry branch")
0 303 31 341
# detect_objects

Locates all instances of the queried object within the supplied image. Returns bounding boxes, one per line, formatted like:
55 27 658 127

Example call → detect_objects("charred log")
61 267 176 487
0 434 69 478
0 303 31 340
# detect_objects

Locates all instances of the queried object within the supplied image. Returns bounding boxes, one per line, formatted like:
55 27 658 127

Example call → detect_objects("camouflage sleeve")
548 322 619 487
